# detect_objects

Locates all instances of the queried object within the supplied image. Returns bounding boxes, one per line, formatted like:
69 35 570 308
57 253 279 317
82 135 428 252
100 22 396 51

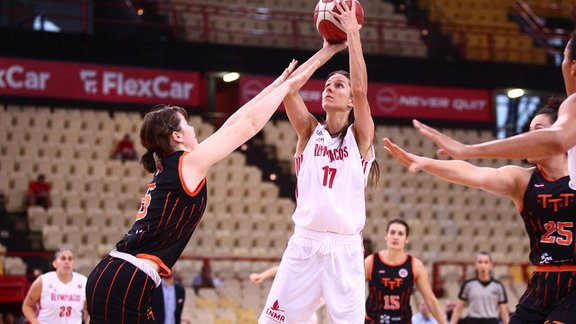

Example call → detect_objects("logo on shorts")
266 300 285 323
398 268 408 278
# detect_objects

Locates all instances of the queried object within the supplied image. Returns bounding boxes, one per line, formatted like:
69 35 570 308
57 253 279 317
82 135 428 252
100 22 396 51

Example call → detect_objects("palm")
383 138 421 173
413 120 467 159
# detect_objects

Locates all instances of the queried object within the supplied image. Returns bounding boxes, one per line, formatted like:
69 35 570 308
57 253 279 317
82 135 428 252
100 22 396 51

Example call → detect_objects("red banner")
0 57 200 106
240 75 493 123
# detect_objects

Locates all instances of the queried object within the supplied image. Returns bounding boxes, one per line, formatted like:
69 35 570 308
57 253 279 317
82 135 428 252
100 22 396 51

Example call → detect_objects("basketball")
314 0 364 43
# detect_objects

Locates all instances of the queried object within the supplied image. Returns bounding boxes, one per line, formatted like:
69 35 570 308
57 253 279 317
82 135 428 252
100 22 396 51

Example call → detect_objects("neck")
478 273 491 282
324 113 349 136
382 249 406 263
539 159 569 180
57 271 72 283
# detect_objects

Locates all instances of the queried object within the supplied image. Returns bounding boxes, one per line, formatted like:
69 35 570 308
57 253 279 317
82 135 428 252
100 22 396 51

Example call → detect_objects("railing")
3 0 569 62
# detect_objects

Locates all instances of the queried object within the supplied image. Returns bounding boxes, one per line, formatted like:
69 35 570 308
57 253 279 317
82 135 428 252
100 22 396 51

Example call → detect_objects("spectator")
27 174 51 209
150 269 185 324
192 261 222 295
111 133 138 162
412 300 439 324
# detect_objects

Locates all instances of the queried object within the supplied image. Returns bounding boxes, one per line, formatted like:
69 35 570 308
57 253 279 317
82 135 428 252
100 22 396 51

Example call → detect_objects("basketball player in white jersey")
22 248 88 324
260 1 379 323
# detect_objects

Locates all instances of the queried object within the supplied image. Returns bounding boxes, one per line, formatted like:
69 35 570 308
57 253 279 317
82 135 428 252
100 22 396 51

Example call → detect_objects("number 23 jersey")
37 271 87 324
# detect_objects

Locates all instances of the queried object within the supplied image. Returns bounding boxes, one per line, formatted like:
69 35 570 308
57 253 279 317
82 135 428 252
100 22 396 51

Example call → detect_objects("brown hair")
568 29 576 61
534 96 564 123
386 219 410 237
325 70 380 188
54 247 73 260
140 105 188 173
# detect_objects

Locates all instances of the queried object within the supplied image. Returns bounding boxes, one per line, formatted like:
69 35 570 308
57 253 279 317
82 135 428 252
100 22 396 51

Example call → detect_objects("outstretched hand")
285 59 320 93
332 0 362 33
413 119 469 159
271 59 298 88
382 138 424 173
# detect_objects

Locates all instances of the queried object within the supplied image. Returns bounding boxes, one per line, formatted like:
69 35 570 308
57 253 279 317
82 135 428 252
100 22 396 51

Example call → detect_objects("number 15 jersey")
365 253 416 323
292 123 374 235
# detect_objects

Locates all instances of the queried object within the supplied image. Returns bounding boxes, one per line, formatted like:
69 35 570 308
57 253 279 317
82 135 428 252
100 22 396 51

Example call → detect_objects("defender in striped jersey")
385 98 576 323
85 60 320 323
365 219 446 324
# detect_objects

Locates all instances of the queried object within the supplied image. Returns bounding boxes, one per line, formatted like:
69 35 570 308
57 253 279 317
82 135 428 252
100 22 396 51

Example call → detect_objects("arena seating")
419 0 549 64
0 103 531 322
159 0 428 57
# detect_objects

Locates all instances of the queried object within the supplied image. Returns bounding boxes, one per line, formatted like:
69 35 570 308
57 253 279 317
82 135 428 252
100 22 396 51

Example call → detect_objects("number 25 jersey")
521 165 576 265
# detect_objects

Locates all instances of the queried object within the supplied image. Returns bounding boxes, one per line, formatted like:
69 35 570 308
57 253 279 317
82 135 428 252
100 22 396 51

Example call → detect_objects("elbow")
550 132 572 153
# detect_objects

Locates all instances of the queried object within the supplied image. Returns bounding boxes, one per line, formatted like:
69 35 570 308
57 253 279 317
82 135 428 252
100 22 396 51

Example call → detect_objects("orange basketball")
314 0 364 43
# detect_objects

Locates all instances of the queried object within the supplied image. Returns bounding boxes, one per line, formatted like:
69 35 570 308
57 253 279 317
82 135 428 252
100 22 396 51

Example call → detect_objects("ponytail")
141 150 157 173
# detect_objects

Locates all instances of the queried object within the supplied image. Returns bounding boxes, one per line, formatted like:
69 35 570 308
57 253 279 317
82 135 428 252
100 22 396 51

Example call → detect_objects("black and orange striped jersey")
115 150 207 276
365 252 415 324
521 165 576 266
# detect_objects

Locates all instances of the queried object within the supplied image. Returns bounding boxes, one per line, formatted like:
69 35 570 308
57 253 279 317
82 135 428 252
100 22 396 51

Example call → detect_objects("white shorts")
259 227 365 324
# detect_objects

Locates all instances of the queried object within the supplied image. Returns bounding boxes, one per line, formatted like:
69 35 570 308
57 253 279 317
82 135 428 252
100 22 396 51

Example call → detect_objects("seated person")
191 261 222 295
111 133 137 161
28 174 51 209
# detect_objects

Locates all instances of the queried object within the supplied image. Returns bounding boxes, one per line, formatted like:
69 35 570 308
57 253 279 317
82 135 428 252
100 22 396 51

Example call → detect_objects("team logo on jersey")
316 129 323 136
265 300 285 322
398 268 408 278
382 277 403 289
537 193 574 211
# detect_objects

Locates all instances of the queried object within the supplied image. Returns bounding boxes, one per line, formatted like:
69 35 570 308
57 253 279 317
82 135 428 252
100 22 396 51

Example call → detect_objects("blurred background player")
22 248 88 324
365 219 446 324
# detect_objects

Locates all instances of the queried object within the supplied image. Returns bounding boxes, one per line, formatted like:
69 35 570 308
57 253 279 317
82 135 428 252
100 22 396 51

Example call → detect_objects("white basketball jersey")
292 123 374 234
569 146 576 190
37 271 87 324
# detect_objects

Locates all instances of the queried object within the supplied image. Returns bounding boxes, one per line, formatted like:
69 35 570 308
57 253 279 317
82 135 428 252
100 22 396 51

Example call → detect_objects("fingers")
286 59 297 72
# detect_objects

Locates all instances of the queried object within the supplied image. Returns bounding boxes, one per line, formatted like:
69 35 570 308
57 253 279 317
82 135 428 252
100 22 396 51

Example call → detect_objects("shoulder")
73 272 88 283
491 279 506 288
461 278 477 287
411 256 424 272
41 271 55 280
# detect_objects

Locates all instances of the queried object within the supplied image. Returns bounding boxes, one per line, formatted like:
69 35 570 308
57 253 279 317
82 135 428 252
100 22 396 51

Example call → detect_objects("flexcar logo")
242 79 265 103
265 300 286 323
79 70 194 100
0 65 50 91
376 87 399 113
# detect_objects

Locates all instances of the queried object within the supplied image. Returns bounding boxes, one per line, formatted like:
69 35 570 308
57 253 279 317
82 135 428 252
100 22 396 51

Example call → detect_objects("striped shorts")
86 255 158 324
